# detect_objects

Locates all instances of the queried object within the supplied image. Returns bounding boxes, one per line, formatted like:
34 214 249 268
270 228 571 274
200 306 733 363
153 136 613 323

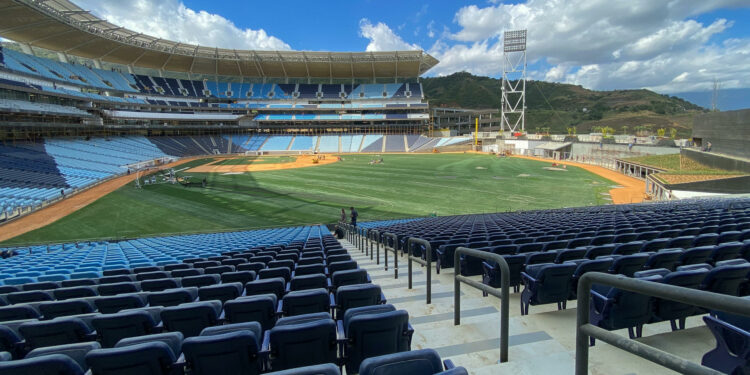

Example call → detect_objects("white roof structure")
0 0 439 80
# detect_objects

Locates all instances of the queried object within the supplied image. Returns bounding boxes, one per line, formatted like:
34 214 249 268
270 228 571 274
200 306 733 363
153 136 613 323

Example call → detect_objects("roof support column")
56 52 69 64
19 43 33 55
93 59 102 70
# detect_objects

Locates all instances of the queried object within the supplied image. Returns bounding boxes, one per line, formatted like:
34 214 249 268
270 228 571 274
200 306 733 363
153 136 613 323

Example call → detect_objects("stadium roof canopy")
0 0 439 80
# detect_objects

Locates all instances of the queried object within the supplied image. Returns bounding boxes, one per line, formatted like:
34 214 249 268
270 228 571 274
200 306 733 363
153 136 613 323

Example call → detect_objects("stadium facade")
0 0 439 139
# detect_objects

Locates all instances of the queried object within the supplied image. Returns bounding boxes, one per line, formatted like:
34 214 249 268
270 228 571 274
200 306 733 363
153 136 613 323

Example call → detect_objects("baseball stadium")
0 1 748 374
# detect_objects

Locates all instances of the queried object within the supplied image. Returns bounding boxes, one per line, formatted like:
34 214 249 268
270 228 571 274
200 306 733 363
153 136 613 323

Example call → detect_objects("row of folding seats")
0 226 332 285
481 241 750 299
0 252 415 373
521 258 750 320
430 229 750 272
585 261 750 341
0 346 466 375
700 296 749 375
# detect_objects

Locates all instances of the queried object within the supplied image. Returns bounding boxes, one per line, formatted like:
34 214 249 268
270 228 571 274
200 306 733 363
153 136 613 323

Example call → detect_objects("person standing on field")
340 208 346 223
350 207 358 227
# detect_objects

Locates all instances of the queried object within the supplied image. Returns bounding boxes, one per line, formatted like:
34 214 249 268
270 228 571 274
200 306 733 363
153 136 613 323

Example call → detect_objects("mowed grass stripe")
4 154 614 244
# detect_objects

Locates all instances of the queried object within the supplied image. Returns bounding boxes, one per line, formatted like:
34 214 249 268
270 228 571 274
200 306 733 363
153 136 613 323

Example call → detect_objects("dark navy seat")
0 353 84 375
224 294 278 330
147 287 198 307
331 269 369 290
520 263 577 315
19 317 93 350
333 284 384 319
160 301 222 337
92 310 157 348
86 341 177 375
197 282 243 304
289 274 328 292
341 304 412 374
266 313 337 371
280 288 330 317
358 348 466 375
589 275 661 342
245 277 286 299
182 330 261 375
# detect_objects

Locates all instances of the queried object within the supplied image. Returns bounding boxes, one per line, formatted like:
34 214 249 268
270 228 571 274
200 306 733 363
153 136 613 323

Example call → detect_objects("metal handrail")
382 232 399 279
453 247 509 363
368 229 380 263
575 272 750 375
406 237 433 304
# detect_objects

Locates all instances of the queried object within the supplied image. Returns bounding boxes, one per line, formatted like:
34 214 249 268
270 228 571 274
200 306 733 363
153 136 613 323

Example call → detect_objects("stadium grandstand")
0 1 749 375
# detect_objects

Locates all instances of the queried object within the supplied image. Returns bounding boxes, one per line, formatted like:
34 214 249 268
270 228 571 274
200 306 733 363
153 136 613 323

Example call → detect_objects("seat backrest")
289 274 328 291
170 269 203 278
18 317 91 349
331 269 368 289
612 242 643 256
197 283 243 304
294 264 327 277
223 294 278 330
0 353 84 375
269 319 337 371
680 247 713 265
0 305 40 322
245 277 286 299
141 278 180 292
53 286 97 301
182 331 260 375
92 310 155 348
6 290 53 304
282 289 330 317
181 274 221 288
147 287 198 307
39 300 95 320
258 267 292 282
221 271 256 285
359 348 443 375
703 264 750 296
237 262 266 273
611 254 650 277
203 265 235 275
336 284 382 318
97 282 139 297
94 293 147 314
345 310 410 373
160 301 222 337
327 261 357 275
86 341 176 375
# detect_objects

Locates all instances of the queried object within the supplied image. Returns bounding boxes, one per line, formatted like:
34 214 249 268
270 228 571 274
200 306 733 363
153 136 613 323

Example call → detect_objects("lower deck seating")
0 232 463 374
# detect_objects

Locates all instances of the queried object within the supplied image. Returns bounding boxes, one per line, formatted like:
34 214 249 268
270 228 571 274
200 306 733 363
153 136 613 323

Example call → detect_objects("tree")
592 126 602 134
670 128 678 139
622 125 629 135
657 128 666 137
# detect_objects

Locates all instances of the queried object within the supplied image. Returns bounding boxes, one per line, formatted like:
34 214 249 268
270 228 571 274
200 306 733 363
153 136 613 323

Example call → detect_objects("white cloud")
425 0 750 92
358 19 422 52
71 0 290 50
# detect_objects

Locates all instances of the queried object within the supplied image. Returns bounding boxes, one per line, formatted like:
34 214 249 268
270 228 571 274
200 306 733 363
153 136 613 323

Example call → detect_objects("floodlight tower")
500 29 527 134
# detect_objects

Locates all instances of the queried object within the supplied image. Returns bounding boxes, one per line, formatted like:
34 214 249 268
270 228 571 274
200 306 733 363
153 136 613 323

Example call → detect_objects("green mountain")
422 72 706 136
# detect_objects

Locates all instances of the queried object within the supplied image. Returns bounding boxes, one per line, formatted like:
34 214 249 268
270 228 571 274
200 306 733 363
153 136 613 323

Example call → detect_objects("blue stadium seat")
331 269 369 290
25 341 100 372
333 283 384 319
39 299 95 319
702 313 750 375
245 277 286 299
182 330 262 375
198 282 243 304
280 288 330 317
651 269 708 330
86 341 177 375
224 294 278 330
147 287 198 307
521 263 577 315
358 348 467 375
160 300 222 337
0 353 84 375
589 275 662 342
18 317 93 350
266 313 337 371
264 363 341 375
92 310 157 347
341 304 412 373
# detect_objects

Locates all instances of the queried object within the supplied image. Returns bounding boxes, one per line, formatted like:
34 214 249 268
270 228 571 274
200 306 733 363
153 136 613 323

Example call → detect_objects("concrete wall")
569 143 680 159
666 175 750 194
682 148 750 174
693 109 750 159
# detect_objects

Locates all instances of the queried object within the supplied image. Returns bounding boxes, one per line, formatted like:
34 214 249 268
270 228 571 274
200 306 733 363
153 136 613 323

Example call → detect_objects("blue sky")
72 0 750 96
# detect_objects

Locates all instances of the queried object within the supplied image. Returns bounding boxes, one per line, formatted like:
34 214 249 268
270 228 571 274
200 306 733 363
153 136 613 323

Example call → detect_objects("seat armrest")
520 272 537 284
589 290 611 302
444 359 456 369
285 283 291 293
336 320 347 343
329 293 337 311
276 300 284 317
326 279 332 290
367 274 372 283
380 293 387 304
260 330 271 355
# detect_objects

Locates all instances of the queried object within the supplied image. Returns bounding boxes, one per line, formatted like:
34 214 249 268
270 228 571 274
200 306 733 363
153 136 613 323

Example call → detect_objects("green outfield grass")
3 154 617 245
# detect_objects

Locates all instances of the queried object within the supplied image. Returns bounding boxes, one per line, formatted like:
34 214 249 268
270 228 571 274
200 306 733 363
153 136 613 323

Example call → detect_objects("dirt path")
0 157 203 243
186 154 339 173
512 155 646 204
